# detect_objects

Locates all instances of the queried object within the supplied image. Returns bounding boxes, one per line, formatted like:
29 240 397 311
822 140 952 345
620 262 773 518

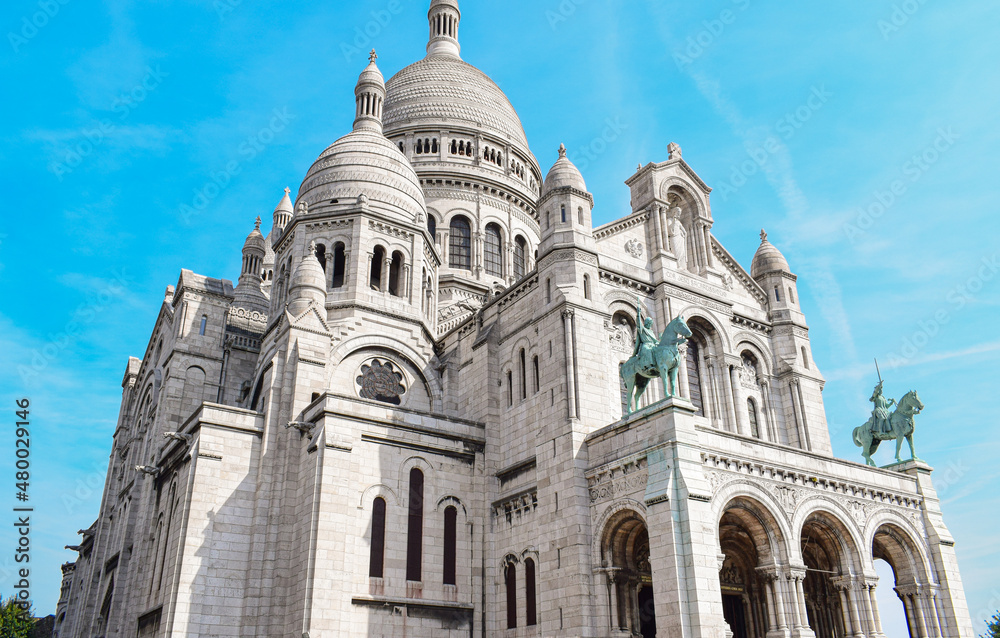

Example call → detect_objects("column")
794 573 809 632
837 586 855 638
677 342 690 400
473 231 484 278
440 230 449 265
911 591 929 638
730 365 750 436
366 252 374 292
861 581 877 637
651 204 664 254
720 361 738 433
380 255 391 293
772 574 789 631
562 309 577 419
868 583 884 637
786 575 803 630
403 264 412 303
929 592 943 638
763 578 778 632
704 225 715 268
761 382 776 442
848 586 865 638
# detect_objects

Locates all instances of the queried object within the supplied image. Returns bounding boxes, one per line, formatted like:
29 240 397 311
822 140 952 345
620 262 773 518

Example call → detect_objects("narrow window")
788 286 796 304
443 506 457 585
389 251 404 297
416 139 423 154
560 205 566 223
507 371 513 407
801 346 810 369
578 206 584 225
369 497 386 578
314 243 327 272
525 558 537 626
513 235 527 279
199 315 207 336
519 349 527 400
533 356 540 393
545 211 550 230
371 246 385 290
450 139 457 154
406 468 424 582
432 138 438 153
332 243 346 288
583 274 590 300
449 216 472 270
484 223 503 277
546 279 551 304
748 398 760 438
774 286 781 302
505 562 517 629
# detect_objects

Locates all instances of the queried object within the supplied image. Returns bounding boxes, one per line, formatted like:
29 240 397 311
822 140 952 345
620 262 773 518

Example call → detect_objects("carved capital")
562 308 575 319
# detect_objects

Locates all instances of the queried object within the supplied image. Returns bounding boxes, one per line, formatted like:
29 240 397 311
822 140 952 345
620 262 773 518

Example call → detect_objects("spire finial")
369 49 378 63
558 143 567 158
254 216 261 230
284 187 290 196
760 229 768 243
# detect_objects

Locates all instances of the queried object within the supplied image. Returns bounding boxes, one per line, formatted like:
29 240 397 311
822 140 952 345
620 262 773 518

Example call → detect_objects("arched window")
416 139 423 154
427 215 436 240
505 562 517 629
443 506 457 586
431 138 438 153
199 315 207 336
525 558 537 626
332 243 346 288
578 206 584 225
686 338 704 414
774 286 781 302
450 139 457 154
449 216 472 270
388 251 404 297
533 355 540 394
513 236 527 279
371 246 385 290
507 371 513 407
465 142 472 157
519 348 527 400
398 141 405 153
747 398 760 438
314 243 327 272
369 497 386 578
546 279 551 304
583 274 590 300
484 223 503 277
561 204 566 223
406 468 424 582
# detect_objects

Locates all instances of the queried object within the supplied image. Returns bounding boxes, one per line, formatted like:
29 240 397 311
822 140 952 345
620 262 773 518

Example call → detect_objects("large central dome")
383 56 530 150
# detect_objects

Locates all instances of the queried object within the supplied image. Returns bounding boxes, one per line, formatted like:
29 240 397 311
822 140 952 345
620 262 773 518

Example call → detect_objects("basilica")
53 2 974 637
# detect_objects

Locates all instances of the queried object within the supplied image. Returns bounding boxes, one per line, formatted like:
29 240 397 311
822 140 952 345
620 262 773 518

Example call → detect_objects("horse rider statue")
870 379 896 437
632 299 660 375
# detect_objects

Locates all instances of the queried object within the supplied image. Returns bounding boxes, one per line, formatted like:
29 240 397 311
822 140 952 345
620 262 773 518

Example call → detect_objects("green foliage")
0 595 34 638
982 611 1000 638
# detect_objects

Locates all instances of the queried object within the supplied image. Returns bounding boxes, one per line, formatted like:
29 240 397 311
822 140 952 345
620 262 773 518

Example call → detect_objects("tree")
0 595 34 638
982 611 1000 638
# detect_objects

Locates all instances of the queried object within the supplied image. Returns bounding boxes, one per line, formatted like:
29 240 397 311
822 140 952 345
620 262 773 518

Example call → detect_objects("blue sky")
1 0 997 626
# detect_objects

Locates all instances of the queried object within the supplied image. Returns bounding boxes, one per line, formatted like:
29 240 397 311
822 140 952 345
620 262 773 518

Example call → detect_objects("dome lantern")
427 0 461 59
354 49 386 133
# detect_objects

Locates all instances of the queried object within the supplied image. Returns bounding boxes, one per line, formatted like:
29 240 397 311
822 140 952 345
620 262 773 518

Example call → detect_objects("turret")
426 0 461 58
751 229 802 323
538 144 596 260
354 49 386 133
232 217 269 312
287 243 327 316
272 187 294 246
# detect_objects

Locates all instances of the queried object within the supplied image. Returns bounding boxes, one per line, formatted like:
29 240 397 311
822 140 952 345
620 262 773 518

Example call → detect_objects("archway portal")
801 515 857 638
718 502 778 638
603 512 655 638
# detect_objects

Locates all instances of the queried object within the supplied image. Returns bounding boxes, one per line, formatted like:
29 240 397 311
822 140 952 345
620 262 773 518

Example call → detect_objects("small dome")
290 245 327 297
750 230 791 278
274 189 293 216
430 0 460 10
542 144 587 195
243 217 266 254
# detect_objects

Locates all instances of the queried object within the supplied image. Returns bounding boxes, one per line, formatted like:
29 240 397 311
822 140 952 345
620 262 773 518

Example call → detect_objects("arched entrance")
601 510 655 638
873 523 938 638
718 497 787 638
799 511 865 638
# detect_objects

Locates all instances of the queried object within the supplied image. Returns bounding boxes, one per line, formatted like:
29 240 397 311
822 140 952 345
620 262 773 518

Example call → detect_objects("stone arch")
597 504 655 636
592 499 648 566
734 335 774 377
436 495 467 517
791 498 866 572
714 487 793 567
865 510 932 586
328 335 442 410
359 483 399 509
659 177 709 218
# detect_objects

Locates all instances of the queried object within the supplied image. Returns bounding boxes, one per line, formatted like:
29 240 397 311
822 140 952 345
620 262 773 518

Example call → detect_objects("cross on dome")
558 143 567 158
369 49 378 63
254 216 261 230
760 229 768 243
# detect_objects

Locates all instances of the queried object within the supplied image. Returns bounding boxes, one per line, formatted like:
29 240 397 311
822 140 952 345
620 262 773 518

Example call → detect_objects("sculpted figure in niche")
667 205 688 271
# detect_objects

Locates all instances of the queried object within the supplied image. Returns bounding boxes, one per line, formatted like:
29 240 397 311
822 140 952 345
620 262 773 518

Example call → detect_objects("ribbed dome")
384 56 530 150
751 230 791 278
290 247 327 296
542 144 586 195
298 129 426 219
243 218 266 253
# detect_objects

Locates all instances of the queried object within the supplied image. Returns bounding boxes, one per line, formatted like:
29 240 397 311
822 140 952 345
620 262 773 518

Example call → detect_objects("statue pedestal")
882 458 932 473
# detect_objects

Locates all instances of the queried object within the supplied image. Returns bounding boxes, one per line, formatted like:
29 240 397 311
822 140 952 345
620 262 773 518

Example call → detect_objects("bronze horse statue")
852 390 924 466
621 315 692 415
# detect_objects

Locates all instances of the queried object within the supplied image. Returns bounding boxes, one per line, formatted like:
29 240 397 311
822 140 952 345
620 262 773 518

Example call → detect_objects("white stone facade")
54 2 974 637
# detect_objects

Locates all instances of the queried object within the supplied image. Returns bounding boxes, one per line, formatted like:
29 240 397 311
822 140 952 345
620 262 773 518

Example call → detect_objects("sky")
0 0 997 628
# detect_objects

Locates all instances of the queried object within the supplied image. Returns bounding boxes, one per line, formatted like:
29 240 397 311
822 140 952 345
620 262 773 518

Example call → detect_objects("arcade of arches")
599 510 657 638
717 496 942 638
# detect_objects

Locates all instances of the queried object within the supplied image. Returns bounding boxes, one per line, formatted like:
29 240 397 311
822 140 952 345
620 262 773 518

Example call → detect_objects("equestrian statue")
620 298 692 415
852 361 925 466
